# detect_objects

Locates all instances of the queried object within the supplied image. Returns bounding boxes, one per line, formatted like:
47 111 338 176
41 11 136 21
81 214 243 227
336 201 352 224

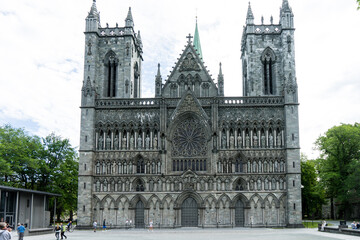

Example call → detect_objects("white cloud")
0 0 359 158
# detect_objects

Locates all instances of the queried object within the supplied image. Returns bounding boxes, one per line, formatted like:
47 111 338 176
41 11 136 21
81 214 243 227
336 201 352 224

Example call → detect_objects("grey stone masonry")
77 0 302 229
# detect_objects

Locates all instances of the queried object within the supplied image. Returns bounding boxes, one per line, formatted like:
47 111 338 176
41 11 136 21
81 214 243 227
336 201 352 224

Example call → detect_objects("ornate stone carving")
179 53 200 72
172 117 207 157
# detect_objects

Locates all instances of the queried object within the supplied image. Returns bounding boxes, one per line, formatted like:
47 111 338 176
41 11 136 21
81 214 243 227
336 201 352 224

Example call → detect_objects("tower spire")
280 0 294 28
193 16 203 60
125 7 134 27
218 62 224 96
86 0 100 32
155 63 162 97
246 2 254 24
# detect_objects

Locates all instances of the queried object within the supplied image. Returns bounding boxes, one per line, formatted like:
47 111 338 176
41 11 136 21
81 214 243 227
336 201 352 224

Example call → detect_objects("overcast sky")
0 0 359 159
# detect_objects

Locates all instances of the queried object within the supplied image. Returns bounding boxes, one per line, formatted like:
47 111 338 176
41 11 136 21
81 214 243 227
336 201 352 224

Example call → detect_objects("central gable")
161 37 218 98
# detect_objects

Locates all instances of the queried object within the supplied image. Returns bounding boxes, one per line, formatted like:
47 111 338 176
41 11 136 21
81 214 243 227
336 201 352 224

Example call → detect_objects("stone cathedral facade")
78 0 302 228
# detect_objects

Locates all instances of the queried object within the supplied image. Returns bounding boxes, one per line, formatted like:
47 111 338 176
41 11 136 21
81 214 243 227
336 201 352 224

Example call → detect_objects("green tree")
39 133 78 221
301 154 325 219
315 123 360 219
0 125 42 188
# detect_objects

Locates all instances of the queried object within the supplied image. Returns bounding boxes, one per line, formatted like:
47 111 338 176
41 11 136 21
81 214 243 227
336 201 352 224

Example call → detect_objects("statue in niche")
222 133 227 149
112 161 116 174
200 179 205 191
257 179 262 190
245 134 250 148
253 134 258 148
269 133 274 148
137 135 142 149
225 179 230 190
130 135 134 150
149 180 154 191
261 135 266 148
253 161 257 173
98 135 104 150
125 180 130 191
114 136 119 150
265 179 269 190
237 133 242 148
153 135 158 149
250 180 254 190
277 133 282 147
274 161 279 172
102 162 106 174
129 163 133 174
96 162 100 174
145 135 150 149
96 181 100 192
106 135 111 150
122 135 127 149
272 178 277 190
217 178 221 191
229 134 235 149
103 180 108 192
280 161 284 172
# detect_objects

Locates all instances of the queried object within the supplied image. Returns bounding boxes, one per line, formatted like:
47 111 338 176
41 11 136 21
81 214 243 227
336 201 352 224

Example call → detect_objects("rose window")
172 118 207 157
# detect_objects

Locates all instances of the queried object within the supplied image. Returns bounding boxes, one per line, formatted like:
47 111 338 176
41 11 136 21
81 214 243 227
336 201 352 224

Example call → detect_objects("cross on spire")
186 33 193 43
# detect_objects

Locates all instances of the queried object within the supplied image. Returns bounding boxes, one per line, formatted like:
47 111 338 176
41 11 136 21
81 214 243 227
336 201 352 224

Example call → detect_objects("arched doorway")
135 200 144 228
181 197 198 227
235 199 245 227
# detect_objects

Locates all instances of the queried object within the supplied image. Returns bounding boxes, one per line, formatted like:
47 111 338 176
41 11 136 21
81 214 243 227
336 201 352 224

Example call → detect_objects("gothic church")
78 0 302 228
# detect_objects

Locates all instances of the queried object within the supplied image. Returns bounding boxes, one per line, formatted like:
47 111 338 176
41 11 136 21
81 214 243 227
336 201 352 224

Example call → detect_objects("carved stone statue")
277 133 282 147
96 181 100 192
269 133 274 148
114 136 119 150
229 134 235 149
106 135 111 150
137 135 142 149
130 135 134 150
153 135 158 149
274 161 279 172
245 134 250 148
122 135 127 149
257 179 262 190
237 133 242 148
98 135 103 150
261 135 266 148
222 133 227 149
145 135 150 149
253 134 258 148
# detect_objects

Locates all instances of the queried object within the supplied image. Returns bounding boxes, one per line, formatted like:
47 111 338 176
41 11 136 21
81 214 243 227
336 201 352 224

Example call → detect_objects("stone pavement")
11 228 360 240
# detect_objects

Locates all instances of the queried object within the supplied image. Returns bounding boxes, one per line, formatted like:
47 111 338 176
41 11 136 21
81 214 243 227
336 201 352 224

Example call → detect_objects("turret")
246 2 254 25
85 0 100 32
217 63 224 96
155 63 162 97
280 0 294 28
125 7 134 28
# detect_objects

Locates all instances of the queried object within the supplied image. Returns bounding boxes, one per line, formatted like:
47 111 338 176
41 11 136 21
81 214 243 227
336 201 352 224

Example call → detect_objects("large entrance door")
235 199 245 227
135 201 145 228
181 197 198 227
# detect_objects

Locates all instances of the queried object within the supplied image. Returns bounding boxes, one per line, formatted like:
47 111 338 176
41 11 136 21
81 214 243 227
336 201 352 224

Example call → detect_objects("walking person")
148 220 153 232
66 221 72 232
93 221 97 232
54 224 61 240
17 223 25 240
102 219 106 231
0 222 12 240
60 223 67 239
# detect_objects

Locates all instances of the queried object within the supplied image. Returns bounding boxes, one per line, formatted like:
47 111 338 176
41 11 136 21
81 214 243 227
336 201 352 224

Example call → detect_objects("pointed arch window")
136 157 145 174
261 48 276 95
104 51 118 97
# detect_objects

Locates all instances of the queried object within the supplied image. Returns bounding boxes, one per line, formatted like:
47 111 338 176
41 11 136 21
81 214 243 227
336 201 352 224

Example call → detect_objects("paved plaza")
11 228 360 240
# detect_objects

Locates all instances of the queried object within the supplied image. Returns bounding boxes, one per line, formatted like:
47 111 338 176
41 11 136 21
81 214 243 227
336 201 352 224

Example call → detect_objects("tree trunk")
330 197 334 219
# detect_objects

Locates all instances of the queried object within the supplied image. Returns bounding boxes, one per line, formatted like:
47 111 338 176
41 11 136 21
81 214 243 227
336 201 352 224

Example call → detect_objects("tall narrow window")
104 51 118 97
261 48 276 95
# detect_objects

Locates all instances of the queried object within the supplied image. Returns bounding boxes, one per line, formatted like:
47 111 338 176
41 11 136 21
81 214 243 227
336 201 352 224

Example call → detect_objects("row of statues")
95 176 286 192
218 160 285 174
221 132 282 149
98 134 158 150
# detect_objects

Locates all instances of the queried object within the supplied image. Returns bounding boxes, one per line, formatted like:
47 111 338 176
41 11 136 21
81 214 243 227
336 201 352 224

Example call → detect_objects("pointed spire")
87 0 99 19
125 7 134 27
156 63 161 78
218 62 224 96
281 0 291 12
280 0 294 28
193 16 203 60
246 2 254 24
137 30 143 48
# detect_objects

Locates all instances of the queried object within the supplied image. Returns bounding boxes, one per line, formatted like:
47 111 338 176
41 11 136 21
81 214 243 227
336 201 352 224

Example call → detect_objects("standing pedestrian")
17 223 25 240
0 222 12 240
149 220 153 232
102 219 106 231
54 224 61 240
60 223 67 239
93 221 97 232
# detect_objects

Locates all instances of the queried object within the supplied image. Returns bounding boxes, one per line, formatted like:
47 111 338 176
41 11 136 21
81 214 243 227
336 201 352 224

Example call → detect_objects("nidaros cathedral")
78 0 302 228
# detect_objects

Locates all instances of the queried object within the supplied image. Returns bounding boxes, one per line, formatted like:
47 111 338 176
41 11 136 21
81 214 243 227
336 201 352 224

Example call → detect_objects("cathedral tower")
241 0 301 227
